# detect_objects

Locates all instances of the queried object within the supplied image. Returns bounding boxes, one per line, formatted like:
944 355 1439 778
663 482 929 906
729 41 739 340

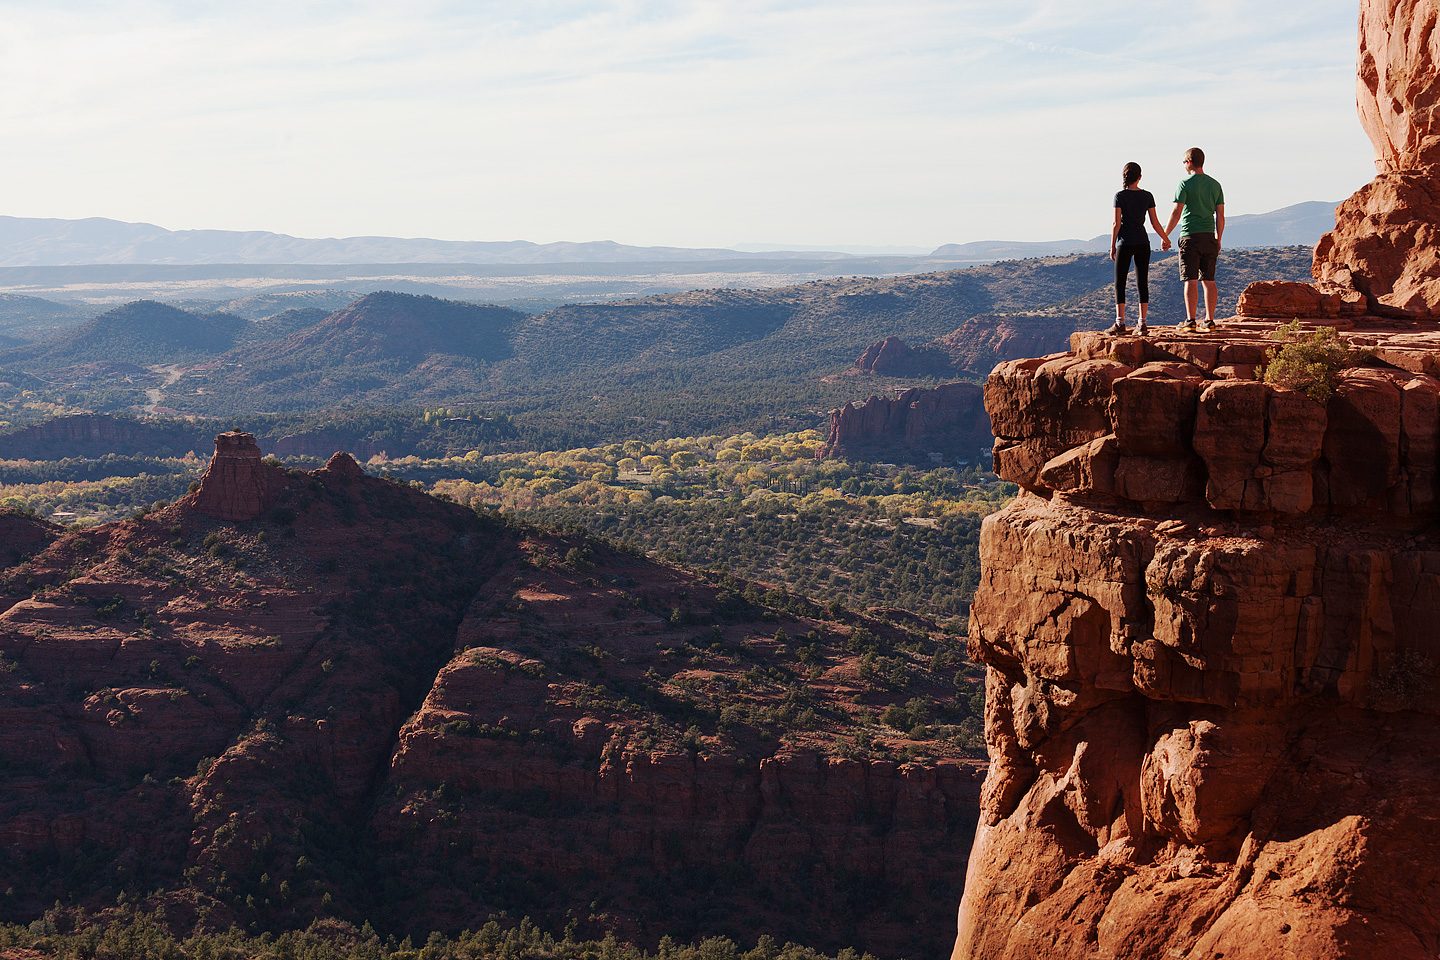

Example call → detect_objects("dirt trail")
143 364 186 414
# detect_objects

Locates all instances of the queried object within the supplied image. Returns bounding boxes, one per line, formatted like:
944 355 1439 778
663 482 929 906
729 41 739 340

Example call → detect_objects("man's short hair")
1186 146 1206 167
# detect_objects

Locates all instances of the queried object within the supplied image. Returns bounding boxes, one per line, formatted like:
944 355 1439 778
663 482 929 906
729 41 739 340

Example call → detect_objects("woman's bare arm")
1148 206 1171 250
1110 208 1122 261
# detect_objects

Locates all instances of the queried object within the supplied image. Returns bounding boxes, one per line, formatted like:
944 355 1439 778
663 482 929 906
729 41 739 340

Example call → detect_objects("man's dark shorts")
1179 233 1219 281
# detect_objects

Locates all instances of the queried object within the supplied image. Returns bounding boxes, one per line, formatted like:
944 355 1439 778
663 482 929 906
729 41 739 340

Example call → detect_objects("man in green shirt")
1163 146 1225 333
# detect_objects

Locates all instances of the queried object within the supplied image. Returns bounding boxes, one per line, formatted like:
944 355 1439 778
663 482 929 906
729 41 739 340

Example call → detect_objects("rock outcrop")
953 324 1440 959
820 381 991 465
0 414 208 460
0 432 983 959
851 336 958 377
934 313 1084 376
1308 0 1440 317
0 513 57 569
187 431 280 521
1355 0 1440 171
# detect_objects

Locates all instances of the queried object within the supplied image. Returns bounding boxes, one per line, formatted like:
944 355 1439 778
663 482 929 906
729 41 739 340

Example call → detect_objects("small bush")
1369 650 1436 711
1263 321 1358 402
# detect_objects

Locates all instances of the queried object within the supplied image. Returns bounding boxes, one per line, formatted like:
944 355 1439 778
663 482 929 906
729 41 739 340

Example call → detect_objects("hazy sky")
0 0 1375 250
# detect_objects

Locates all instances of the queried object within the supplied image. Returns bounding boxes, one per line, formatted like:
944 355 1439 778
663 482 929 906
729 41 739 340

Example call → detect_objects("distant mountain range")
1 248 1316 444
0 216 853 267
930 201 1338 261
0 202 1337 268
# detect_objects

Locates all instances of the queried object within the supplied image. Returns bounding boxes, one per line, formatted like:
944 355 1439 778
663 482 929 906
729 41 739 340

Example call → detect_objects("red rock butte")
952 4 1440 955
820 381 990 463
189 430 280 521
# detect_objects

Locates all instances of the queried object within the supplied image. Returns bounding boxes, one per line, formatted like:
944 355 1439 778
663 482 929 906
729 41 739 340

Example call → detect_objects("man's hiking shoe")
1106 320 1129 336
1136 322 1149 336
1199 318 1217 333
1178 319 1197 333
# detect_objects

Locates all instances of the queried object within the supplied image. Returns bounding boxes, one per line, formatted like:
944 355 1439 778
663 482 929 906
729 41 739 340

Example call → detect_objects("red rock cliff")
821 381 992 464
1312 0 1440 317
187 430 280 521
953 322 1440 959
850 336 958 377
0 432 983 959
0 414 207 459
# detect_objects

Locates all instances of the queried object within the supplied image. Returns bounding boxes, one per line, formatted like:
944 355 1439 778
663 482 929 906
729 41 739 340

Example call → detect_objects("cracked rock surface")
954 326 1440 959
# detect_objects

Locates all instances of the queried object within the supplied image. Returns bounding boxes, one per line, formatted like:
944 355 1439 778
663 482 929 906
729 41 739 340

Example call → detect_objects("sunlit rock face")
190 431 279 521
952 328 1440 960
1311 0 1440 318
1356 0 1440 171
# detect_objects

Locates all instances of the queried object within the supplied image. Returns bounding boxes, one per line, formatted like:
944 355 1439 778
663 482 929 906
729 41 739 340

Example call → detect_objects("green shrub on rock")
1263 321 1361 403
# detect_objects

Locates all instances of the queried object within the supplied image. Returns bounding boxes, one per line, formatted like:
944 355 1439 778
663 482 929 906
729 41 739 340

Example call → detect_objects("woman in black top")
1107 162 1172 336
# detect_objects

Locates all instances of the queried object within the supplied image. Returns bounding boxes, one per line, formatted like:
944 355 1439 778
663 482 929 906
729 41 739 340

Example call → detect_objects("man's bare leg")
1203 280 1218 323
1184 280 1199 324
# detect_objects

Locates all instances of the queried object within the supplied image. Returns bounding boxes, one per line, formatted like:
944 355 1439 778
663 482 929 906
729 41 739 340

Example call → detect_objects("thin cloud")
0 0 1374 246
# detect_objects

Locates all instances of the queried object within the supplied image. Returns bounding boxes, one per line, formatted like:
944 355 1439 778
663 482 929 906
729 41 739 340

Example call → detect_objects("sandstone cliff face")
0 414 207 459
851 336 958 377
1356 0 1440 170
933 313 1081 377
821 381 991 464
0 432 982 959
954 325 1440 959
189 431 281 521
1312 0 1440 317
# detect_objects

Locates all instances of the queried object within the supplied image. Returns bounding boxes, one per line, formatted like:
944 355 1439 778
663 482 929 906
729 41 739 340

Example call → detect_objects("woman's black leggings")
1115 241 1151 304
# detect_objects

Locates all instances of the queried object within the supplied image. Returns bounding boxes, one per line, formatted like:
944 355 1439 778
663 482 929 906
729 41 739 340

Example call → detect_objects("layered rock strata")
190 431 279 521
851 336 958 377
0 433 983 959
0 414 207 460
820 381 991 464
954 324 1440 959
1310 0 1440 317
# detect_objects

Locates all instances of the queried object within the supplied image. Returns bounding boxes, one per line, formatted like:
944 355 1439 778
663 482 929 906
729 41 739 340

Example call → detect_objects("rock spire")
191 431 279 521
1309 0 1440 318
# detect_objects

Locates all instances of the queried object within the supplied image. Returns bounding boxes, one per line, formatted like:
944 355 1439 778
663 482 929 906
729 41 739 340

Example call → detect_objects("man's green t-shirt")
1174 173 1224 236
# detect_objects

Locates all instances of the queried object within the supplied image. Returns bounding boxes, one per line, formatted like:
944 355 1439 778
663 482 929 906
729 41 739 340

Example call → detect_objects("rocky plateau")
957 322 1440 959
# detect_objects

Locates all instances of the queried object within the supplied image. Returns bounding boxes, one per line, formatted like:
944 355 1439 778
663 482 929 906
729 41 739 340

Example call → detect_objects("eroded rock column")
1312 0 1440 318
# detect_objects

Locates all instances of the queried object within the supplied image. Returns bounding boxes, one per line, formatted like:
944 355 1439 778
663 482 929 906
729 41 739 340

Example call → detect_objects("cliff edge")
954 325 1440 959
953 7 1440 954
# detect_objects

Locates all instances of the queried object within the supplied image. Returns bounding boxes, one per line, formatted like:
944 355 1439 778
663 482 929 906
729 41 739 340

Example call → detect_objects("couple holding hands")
1107 146 1225 336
